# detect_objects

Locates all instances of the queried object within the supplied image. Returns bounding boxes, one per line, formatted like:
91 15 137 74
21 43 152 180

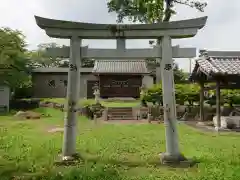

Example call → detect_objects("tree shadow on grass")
0 154 200 180
89 157 199 169
55 153 200 169
0 160 122 180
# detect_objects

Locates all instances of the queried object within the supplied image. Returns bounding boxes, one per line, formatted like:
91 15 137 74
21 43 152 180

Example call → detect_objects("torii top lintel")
34 16 207 39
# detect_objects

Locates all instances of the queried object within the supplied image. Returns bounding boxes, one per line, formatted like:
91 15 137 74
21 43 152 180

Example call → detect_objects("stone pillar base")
54 153 82 166
159 153 195 167
214 126 224 132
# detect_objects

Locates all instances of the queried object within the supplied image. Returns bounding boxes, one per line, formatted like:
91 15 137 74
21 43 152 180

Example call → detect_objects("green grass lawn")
42 98 141 107
1 108 240 180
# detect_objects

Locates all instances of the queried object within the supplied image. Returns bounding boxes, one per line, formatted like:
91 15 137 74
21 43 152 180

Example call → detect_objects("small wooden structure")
190 50 240 128
92 60 148 98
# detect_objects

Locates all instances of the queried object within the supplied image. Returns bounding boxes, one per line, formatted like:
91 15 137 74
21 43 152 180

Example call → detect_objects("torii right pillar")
159 35 186 163
159 27 208 163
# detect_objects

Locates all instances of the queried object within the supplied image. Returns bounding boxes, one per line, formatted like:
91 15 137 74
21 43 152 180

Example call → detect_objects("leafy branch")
107 0 207 23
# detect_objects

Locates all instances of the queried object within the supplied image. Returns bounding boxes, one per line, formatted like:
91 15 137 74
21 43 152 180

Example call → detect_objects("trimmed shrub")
80 99 105 119
141 83 199 106
13 87 33 99
10 99 40 110
141 84 162 105
141 83 240 107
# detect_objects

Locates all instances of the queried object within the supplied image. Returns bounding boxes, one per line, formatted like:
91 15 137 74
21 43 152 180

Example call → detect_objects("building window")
48 80 55 87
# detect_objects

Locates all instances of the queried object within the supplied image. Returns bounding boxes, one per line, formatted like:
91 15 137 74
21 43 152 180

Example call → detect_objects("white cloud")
1 0 240 72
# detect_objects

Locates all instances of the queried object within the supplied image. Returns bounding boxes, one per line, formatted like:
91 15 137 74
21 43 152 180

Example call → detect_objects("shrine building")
32 60 154 99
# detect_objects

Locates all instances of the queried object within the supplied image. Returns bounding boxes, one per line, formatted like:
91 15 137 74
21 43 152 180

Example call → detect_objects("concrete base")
214 126 224 132
213 116 240 129
159 153 195 167
196 121 206 126
54 153 83 166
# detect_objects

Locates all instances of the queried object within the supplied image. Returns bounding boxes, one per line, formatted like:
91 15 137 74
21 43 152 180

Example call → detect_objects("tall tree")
173 61 188 82
28 43 95 68
28 43 63 68
58 58 95 68
107 0 205 79
146 58 188 82
107 0 207 23
0 27 31 89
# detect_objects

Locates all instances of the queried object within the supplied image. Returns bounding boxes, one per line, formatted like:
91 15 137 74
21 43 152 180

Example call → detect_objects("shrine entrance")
99 75 141 98
34 15 207 163
92 59 147 98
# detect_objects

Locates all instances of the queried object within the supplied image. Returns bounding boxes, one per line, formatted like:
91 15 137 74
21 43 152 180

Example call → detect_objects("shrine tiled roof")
196 56 240 75
190 51 240 81
92 60 149 74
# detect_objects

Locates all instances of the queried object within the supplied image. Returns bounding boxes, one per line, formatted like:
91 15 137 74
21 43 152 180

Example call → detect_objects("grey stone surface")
34 16 207 39
213 116 240 129
159 153 195 167
35 16 207 31
45 46 196 59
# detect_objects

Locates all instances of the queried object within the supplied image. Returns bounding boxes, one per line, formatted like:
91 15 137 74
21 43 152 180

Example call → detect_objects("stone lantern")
93 83 100 104
140 84 146 96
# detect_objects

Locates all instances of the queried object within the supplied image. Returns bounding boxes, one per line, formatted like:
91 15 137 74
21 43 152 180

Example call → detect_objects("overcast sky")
1 0 240 72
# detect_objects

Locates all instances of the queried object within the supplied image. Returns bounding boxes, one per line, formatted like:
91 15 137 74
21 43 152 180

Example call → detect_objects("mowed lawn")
1 108 240 180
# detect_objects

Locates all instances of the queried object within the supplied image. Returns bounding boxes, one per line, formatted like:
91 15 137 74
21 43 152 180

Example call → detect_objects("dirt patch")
184 121 216 132
184 121 240 133
14 111 51 120
14 111 41 120
47 126 64 133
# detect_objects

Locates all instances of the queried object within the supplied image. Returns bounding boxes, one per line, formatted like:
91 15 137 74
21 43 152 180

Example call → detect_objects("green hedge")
141 83 240 106
207 89 240 106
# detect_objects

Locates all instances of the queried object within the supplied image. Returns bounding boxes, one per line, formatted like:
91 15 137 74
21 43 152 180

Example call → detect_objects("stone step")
108 115 133 120
108 109 132 112
109 117 134 120
108 107 132 110
107 107 133 120
108 112 132 115
109 115 133 118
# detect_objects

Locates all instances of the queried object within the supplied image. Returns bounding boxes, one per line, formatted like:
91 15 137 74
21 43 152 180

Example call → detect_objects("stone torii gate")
34 15 207 163
46 45 196 83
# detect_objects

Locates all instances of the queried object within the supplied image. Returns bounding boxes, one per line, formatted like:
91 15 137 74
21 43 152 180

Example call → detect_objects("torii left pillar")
62 36 82 160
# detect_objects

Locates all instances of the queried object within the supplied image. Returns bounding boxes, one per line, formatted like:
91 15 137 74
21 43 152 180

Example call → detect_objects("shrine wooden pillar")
199 81 204 122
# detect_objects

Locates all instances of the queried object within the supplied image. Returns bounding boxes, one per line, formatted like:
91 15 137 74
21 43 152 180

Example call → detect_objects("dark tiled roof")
193 56 240 76
92 60 149 74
